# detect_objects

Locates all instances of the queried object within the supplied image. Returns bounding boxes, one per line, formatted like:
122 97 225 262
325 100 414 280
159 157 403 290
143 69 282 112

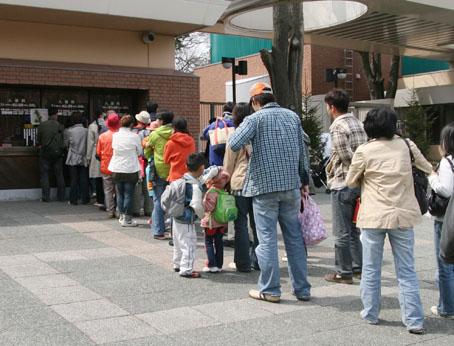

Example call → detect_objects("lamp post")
222 57 248 104
324 68 347 88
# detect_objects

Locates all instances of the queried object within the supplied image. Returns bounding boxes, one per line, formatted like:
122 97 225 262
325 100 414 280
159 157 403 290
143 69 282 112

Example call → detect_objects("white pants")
173 222 197 275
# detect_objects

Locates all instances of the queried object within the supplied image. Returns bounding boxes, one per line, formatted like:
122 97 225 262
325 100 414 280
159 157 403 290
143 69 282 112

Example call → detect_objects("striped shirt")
228 103 309 197
327 113 367 190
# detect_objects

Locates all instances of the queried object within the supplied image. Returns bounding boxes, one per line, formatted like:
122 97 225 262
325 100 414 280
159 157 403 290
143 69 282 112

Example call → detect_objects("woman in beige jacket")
224 103 259 272
346 108 432 334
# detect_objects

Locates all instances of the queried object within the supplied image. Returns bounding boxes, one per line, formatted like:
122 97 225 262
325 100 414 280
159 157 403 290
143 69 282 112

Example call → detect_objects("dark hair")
223 102 235 113
363 108 397 140
186 152 205 172
233 102 252 127
251 93 275 107
157 109 174 125
120 115 134 128
94 108 104 118
440 122 454 156
172 116 189 134
146 101 158 114
324 88 349 113
70 111 83 125
48 107 58 117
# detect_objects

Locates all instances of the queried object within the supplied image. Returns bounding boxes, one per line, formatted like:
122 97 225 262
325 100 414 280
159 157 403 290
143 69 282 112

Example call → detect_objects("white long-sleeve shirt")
429 155 454 221
108 127 141 174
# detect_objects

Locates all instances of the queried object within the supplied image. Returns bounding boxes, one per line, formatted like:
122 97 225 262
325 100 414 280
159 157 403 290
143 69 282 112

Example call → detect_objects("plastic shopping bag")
299 195 328 246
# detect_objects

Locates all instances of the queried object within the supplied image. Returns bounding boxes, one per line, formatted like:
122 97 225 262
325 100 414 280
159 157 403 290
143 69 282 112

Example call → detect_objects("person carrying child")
161 153 206 278
201 167 231 273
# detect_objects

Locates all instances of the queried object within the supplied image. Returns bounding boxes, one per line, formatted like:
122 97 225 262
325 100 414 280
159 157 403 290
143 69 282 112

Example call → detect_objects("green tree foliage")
402 89 437 157
301 93 325 163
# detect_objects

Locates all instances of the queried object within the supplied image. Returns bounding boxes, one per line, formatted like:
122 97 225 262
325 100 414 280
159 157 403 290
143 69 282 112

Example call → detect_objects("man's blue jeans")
253 189 311 297
115 182 136 216
360 228 424 329
152 175 168 235
234 196 258 272
434 220 454 316
331 187 362 278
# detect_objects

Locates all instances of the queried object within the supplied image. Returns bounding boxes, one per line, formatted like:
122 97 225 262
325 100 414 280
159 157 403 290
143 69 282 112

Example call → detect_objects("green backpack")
208 189 238 224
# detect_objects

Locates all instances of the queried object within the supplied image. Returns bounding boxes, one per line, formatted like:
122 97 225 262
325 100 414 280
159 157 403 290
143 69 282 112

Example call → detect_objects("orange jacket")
164 132 196 182
96 129 118 175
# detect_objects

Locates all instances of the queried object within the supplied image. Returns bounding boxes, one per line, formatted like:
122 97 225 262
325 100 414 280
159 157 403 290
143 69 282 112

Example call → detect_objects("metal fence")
199 102 224 151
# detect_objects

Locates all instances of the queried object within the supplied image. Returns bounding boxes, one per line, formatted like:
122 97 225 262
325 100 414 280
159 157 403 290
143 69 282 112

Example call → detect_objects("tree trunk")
260 3 304 116
386 55 400 99
360 52 400 100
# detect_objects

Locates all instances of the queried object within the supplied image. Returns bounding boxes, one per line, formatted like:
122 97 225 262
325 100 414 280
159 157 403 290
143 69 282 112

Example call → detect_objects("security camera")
142 32 155 44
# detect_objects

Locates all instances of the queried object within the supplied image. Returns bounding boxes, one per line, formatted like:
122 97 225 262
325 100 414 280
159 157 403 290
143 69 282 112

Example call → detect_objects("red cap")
106 113 120 130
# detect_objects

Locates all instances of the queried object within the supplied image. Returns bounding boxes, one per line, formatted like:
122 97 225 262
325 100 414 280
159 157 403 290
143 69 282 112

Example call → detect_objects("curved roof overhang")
204 0 454 61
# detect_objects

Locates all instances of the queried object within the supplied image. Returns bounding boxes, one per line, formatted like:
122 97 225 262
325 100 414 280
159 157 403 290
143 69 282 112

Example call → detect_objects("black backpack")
42 124 64 160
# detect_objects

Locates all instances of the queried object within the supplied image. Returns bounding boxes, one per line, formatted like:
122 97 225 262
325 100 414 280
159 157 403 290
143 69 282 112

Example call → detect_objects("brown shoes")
324 272 353 284
248 290 280 303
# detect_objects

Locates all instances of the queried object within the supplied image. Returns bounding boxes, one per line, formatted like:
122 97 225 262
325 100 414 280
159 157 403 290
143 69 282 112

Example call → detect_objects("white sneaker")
203 266 219 273
431 305 454 319
121 219 137 227
228 262 237 271
118 214 124 223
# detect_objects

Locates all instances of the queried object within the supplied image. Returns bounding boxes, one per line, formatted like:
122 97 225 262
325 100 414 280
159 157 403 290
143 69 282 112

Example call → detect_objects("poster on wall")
30 109 48 125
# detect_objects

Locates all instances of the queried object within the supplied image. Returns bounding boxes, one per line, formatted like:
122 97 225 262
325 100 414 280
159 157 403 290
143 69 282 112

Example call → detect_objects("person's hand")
301 185 309 196
430 170 438 177
144 142 150 148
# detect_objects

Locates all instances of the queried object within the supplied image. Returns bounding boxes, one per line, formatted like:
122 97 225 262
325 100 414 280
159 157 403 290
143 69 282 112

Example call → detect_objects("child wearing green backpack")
200 167 235 273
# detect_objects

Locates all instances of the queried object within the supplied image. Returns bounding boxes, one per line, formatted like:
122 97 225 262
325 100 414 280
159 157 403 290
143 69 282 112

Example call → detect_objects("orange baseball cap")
249 82 273 97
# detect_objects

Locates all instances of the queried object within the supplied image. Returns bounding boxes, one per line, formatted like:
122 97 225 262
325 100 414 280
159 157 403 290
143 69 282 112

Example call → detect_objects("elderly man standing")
228 83 311 303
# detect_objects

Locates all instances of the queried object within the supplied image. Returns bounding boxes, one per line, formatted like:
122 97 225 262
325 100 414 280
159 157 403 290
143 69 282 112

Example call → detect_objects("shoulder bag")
403 138 429 215
428 158 454 217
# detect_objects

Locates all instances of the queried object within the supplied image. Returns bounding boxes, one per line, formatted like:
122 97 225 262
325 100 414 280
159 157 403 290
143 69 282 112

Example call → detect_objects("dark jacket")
37 117 64 158
440 195 454 264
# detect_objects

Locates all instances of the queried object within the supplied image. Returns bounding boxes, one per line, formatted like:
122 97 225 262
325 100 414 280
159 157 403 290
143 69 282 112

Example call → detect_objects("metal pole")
232 58 236 104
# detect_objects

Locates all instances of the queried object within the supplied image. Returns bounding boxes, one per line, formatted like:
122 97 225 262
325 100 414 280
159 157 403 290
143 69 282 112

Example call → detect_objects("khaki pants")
102 174 116 214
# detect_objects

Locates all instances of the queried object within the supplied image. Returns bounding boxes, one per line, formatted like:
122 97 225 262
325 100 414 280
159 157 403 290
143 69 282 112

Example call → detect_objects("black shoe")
292 291 311 301
168 240 174 246
223 239 235 248
409 328 424 335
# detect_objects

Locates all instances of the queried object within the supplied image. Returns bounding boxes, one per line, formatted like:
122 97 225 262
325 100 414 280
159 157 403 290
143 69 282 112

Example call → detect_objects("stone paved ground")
0 191 453 345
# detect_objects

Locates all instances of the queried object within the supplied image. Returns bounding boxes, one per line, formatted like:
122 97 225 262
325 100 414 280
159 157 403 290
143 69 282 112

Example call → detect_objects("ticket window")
42 89 89 128
0 87 40 147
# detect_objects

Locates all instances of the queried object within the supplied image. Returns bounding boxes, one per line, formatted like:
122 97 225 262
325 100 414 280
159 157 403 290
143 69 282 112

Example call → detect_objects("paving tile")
15 274 79 290
0 262 59 278
74 316 159 344
78 247 128 259
137 306 221 334
29 285 102 305
0 306 67 332
33 250 87 262
0 255 39 266
0 278 25 292
3 323 96 346
51 299 129 323
0 290 45 311
193 298 273 324
103 335 181 346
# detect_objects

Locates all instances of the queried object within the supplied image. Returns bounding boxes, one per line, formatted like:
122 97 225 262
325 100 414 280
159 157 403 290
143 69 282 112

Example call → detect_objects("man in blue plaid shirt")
228 83 311 303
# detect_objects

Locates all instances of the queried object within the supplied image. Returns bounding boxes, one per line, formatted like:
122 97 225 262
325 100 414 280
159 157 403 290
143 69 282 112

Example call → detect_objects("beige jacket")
223 142 251 191
346 136 432 229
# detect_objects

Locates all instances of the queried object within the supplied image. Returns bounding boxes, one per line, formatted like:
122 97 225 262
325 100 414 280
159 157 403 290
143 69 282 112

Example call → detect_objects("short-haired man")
38 107 66 202
228 83 311 303
324 88 367 284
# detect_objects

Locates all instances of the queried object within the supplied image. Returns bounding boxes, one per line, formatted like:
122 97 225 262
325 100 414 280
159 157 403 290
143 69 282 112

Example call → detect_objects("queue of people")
37 86 454 335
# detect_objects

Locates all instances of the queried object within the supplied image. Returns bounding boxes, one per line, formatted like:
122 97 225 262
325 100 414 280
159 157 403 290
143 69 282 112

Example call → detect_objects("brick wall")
0 59 200 143
195 46 395 103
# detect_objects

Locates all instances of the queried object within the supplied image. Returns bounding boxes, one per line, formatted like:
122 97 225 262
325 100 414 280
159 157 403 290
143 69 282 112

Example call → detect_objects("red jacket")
164 132 196 182
96 129 118 175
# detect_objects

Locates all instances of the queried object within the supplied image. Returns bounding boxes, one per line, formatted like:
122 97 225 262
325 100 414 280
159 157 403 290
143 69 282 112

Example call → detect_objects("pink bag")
299 195 328 246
